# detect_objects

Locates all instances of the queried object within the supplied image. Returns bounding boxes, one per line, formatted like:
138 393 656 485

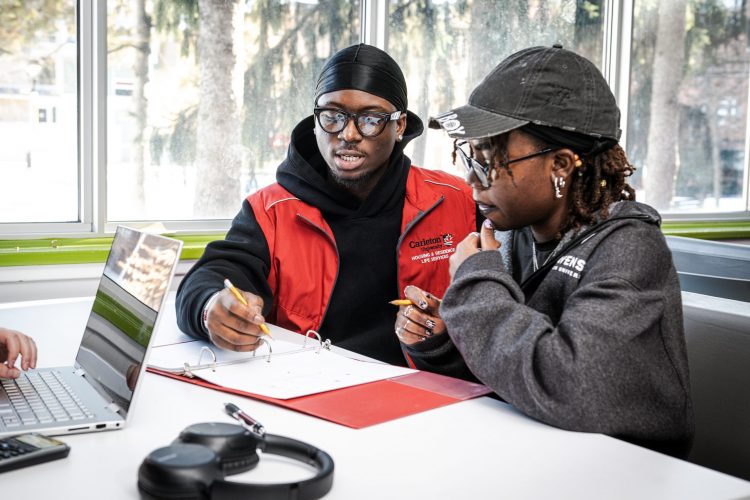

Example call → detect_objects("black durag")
314 43 408 112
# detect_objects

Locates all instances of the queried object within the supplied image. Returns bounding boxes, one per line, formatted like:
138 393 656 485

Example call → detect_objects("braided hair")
453 128 636 237
566 142 636 233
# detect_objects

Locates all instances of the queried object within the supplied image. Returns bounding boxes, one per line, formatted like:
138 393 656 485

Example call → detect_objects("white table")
1 296 749 500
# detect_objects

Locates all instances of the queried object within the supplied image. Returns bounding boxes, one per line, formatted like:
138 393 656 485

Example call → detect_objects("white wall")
0 261 195 303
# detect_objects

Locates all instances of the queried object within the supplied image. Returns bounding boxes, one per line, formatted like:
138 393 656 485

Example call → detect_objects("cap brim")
428 104 529 140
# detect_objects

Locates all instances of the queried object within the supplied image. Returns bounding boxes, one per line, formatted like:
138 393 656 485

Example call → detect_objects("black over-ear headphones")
138 422 334 500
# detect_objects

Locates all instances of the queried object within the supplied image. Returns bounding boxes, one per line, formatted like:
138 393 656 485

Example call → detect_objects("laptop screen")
74 226 181 415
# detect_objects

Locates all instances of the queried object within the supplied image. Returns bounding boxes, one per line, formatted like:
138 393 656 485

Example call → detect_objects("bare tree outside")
133 0 152 211
193 0 241 218
643 0 687 210
630 0 748 212
389 0 604 173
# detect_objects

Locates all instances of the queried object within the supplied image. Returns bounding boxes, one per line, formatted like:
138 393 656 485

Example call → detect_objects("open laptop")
0 226 183 437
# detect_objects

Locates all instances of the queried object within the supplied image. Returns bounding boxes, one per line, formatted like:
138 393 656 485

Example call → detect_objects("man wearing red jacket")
176 44 477 366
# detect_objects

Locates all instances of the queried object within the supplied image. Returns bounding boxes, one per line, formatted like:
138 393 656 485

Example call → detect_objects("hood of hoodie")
276 111 424 218
495 200 662 275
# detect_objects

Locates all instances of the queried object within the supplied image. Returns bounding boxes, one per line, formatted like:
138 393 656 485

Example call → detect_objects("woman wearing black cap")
394 45 694 456
175 44 477 366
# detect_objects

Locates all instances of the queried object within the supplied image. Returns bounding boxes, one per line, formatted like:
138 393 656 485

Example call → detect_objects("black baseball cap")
429 44 621 142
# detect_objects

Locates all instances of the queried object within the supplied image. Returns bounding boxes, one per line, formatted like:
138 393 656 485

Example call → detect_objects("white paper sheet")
148 336 301 372
196 346 415 399
147 327 415 399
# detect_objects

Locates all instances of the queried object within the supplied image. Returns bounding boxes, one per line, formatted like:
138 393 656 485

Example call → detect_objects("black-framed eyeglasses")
313 107 402 138
455 140 558 188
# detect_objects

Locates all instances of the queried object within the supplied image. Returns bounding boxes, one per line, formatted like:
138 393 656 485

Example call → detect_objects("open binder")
159 332 333 379
146 327 492 428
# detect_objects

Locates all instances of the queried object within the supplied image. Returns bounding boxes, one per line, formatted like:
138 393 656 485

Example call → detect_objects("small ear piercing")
397 134 403 141
574 154 583 168
554 176 566 199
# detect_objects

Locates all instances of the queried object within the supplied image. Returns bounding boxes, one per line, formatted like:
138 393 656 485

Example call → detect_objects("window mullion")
604 0 634 151
80 0 94 233
743 61 750 212
361 0 388 49
92 0 108 235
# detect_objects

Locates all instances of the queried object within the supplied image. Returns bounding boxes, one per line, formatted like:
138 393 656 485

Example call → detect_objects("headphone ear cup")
137 443 223 500
177 422 260 474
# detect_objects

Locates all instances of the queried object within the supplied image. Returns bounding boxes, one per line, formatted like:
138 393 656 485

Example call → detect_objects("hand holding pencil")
201 279 272 353
391 285 445 345
223 279 273 339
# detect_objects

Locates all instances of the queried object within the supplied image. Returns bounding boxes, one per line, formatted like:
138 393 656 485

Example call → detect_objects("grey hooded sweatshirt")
404 201 694 456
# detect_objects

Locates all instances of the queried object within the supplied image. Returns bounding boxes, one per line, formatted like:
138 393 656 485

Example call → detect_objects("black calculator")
0 433 70 473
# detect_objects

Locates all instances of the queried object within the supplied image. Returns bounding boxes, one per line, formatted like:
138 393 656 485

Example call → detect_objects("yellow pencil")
389 299 413 306
224 278 273 339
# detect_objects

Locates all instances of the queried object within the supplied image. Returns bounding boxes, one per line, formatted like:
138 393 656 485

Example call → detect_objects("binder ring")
303 330 331 353
251 337 273 363
302 330 333 354
198 346 218 372
303 330 323 348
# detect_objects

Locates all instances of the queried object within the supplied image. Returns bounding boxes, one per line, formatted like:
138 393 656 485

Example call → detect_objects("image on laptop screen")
74 227 181 415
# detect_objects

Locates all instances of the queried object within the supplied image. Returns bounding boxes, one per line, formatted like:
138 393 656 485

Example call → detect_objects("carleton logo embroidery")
552 255 587 279
408 233 456 264
408 233 454 249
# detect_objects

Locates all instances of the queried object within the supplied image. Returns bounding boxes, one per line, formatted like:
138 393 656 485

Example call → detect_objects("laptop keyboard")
0 371 94 429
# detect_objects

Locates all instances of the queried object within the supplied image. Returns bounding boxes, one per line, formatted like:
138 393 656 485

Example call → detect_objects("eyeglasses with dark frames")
313 107 402 138
455 140 558 188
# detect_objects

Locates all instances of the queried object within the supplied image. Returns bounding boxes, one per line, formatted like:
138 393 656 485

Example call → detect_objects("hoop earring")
554 176 565 199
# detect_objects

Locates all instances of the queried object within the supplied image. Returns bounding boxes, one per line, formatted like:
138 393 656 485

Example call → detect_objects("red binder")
147 367 491 428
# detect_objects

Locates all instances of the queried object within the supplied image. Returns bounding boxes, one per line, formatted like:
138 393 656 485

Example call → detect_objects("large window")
627 0 749 215
107 0 360 221
0 2 77 224
0 0 749 237
388 0 605 177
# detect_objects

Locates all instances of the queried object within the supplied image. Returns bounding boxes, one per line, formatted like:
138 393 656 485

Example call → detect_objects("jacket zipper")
395 196 445 296
296 214 340 330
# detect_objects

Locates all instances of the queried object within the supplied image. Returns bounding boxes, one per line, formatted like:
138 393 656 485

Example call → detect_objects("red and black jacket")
176 116 477 365
248 167 475 336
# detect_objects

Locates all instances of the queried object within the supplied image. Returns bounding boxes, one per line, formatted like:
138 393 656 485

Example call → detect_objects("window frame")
1 0 748 241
